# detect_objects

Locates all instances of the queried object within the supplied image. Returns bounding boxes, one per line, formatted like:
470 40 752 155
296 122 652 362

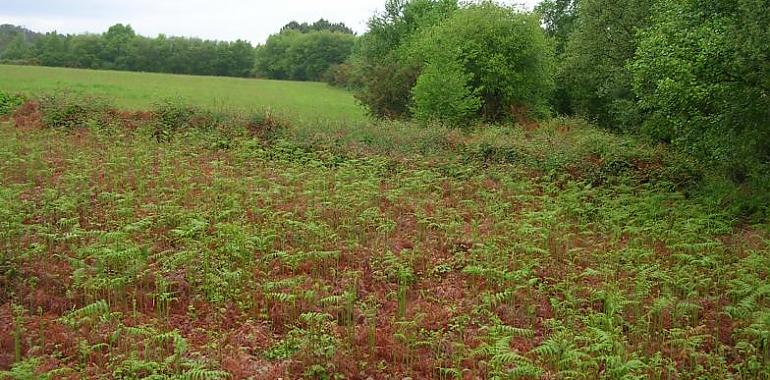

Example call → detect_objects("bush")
151 98 214 142
0 91 25 117
352 0 459 119
246 110 286 141
38 91 112 129
354 60 421 119
411 58 480 126
0 58 41 66
321 63 359 89
409 3 554 124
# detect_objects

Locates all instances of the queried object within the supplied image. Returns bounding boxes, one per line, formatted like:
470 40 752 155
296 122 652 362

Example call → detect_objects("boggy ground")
1 102 769 379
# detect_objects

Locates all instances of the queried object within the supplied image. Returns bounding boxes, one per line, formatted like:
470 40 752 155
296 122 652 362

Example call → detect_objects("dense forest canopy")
0 24 257 77
0 24 41 52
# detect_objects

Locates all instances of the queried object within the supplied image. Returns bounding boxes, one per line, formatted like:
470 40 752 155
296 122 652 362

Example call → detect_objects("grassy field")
0 65 367 123
1 82 770 379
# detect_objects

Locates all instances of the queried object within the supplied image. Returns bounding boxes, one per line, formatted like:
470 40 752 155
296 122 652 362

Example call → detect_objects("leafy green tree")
217 40 256 77
291 31 356 80
69 34 104 68
535 0 580 114
411 56 480 125
632 0 770 167
255 30 355 81
4 23 256 78
101 24 137 69
535 0 580 56
0 24 40 54
354 60 420 118
255 31 296 80
124 36 160 72
34 32 72 66
281 19 355 34
353 0 458 118
561 0 653 129
409 3 554 124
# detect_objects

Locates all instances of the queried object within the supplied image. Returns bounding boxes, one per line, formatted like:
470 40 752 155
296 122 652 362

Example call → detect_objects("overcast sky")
0 0 542 44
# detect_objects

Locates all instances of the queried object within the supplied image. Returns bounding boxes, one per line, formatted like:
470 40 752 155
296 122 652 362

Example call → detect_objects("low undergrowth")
0 91 25 118
38 91 114 130
1 93 769 379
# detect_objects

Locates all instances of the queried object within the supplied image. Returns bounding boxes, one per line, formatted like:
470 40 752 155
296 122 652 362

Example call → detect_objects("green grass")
0 64 367 123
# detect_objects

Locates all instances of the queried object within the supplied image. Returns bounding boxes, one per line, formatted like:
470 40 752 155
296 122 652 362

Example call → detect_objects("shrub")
411 58 480 126
697 172 770 222
352 0 459 119
246 110 286 141
38 91 112 129
409 3 554 124
0 91 25 117
354 60 421 119
322 63 360 89
151 98 214 142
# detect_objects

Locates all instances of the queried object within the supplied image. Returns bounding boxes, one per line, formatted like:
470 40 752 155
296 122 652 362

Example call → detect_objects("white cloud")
0 0 541 44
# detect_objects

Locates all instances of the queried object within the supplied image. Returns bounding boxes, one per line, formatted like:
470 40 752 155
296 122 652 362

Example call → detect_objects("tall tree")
535 0 580 114
255 29 355 81
353 0 459 118
1 24 256 78
632 0 770 166
101 24 136 69
409 3 554 124
560 0 653 130
280 19 355 34
1 34 32 61
69 34 104 68
34 32 72 66
535 0 580 56
0 24 40 54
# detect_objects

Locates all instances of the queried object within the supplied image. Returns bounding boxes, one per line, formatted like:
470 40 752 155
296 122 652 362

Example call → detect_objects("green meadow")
0 64 366 123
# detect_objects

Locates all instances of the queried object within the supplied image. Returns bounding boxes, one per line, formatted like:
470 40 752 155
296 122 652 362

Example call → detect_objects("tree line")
0 19 356 79
0 24 255 77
